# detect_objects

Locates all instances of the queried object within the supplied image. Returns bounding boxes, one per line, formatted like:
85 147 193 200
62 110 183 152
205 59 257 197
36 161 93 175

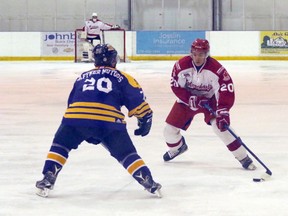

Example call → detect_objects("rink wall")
0 31 288 61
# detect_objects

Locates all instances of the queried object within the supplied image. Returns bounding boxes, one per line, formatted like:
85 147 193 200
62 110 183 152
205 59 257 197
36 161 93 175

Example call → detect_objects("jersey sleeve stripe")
128 102 152 118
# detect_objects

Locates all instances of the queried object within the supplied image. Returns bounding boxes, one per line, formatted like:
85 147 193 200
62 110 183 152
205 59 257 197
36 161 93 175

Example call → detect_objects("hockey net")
74 28 127 62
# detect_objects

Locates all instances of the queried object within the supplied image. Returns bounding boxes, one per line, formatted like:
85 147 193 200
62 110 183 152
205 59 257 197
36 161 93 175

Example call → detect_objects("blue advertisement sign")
136 31 205 54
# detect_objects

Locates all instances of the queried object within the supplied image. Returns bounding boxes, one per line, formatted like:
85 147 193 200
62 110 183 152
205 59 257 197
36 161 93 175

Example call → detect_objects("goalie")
81 12 120 62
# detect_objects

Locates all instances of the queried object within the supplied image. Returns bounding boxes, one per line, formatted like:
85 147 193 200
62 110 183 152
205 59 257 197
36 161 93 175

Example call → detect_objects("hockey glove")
189 96 209 111
111 24 120 29
134 112 153 137
216 108 230 132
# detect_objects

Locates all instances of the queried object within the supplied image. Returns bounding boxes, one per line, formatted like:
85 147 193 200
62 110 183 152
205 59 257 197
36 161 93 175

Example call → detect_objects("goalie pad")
82 42 94 62
82 42 93 52
80 31 87 39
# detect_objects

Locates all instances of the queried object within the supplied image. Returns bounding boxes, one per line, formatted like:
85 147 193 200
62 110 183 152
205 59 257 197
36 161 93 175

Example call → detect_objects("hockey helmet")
92 12 98 17
191 38 210 53
93 44 118 67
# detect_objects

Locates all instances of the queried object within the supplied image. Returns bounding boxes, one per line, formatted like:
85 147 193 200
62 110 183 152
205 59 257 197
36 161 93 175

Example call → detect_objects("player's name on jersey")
76 68 124 82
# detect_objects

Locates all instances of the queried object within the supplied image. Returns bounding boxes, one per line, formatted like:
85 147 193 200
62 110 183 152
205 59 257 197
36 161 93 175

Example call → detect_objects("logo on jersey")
216 67 231 81
186 82 213 92
222 70 231 81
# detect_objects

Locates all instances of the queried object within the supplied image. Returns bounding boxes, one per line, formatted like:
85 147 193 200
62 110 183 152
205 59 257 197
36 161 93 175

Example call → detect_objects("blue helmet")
93 44 118 67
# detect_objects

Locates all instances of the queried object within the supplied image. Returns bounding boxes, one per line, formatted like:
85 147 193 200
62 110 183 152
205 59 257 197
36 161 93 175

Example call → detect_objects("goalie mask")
93 44 118 67
91 12 98 22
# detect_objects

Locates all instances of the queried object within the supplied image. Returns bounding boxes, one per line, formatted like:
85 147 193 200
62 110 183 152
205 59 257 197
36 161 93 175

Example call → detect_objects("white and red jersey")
171 55 235 110
84 19 112 38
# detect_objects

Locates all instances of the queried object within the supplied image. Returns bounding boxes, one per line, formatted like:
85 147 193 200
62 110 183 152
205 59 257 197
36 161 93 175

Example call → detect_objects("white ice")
0 60 288 216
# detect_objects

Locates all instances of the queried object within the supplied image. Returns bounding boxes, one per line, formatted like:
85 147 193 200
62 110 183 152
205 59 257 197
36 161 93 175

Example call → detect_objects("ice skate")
240 155 257 170
146 181 162 198
134 171 162 198
35 171 56 197
163 137 188 162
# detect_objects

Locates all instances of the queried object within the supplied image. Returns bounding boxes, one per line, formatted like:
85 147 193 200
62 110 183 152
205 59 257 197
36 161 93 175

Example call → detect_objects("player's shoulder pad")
119 70 141 88
205 56 227 76
175 55 192 71
206 56 223 69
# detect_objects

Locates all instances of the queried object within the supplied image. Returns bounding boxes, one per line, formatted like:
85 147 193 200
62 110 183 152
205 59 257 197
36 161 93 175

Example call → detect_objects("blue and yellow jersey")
62 66 152 130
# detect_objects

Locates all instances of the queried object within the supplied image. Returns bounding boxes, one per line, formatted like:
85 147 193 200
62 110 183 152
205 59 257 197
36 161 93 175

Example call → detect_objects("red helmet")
191 38 210 53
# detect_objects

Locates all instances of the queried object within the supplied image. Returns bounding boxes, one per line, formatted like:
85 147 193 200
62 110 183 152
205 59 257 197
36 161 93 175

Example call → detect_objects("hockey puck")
253 172 272 182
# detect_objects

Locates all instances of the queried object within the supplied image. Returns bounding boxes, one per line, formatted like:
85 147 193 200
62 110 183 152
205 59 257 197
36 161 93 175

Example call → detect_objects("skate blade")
36 188 50 198
155 189 162 198
247 163 257 170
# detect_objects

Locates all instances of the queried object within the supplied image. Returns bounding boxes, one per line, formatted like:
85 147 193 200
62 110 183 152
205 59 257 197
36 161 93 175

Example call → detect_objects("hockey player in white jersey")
81 12 120 62
162 38 257 171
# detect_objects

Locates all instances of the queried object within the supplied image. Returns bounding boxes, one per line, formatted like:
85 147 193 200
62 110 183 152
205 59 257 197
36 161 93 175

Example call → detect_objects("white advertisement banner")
41 32 75 56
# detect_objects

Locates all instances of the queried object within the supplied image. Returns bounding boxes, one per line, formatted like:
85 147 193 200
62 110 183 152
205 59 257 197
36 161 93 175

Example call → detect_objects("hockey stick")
101 30 105 44
203 103 272 182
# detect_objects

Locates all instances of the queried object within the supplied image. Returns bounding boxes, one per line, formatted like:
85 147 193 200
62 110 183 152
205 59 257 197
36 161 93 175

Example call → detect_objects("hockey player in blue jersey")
35 44 162 198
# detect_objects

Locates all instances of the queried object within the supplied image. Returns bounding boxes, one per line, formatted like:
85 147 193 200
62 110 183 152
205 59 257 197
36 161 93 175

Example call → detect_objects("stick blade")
253 172 272 182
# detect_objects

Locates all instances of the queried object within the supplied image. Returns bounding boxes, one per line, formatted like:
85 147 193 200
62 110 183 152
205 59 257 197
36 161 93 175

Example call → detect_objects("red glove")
189 96 209 111
216 108 230 131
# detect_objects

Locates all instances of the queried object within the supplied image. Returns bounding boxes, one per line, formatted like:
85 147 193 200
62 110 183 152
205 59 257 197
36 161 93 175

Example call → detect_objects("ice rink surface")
1 60 288 216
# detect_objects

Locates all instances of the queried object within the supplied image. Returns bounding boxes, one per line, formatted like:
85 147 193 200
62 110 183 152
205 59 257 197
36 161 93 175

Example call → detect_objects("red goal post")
74 28 127 63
